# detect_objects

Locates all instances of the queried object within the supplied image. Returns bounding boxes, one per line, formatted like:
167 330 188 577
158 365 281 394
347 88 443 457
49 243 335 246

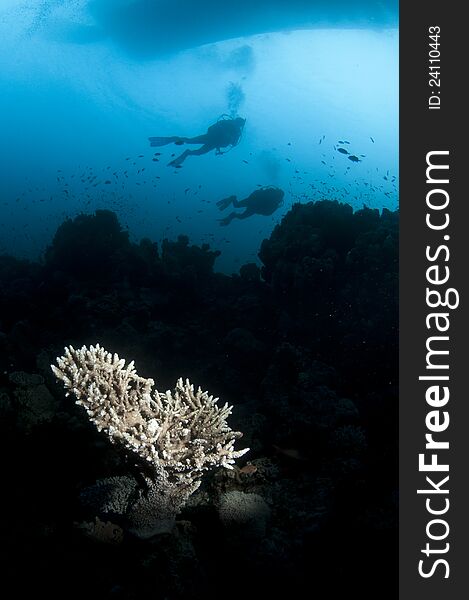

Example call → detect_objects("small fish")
321 160 326 165
138 154 144 158
152 158 159 162
348 155 361 163
243 160 249 164
287 142 291 146
154 152 161 156
273 444 306 461
370 137 375 143
105 180 111 184
337 148 349 155
343 140 350 144
184 188 190 194
286 158 291 162
238 464 257 475
175 165 182 169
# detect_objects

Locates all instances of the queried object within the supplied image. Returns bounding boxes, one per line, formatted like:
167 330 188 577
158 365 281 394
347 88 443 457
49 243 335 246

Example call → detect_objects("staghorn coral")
51 344 248 537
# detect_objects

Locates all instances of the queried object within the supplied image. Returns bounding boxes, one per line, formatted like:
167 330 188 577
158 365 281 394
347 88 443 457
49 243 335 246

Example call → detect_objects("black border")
400 2 466 596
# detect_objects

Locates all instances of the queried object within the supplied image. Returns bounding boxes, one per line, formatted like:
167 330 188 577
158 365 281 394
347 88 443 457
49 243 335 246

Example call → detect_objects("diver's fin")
218 212 238 226
168 151 188 167
149 136 181 147
216 195 236 211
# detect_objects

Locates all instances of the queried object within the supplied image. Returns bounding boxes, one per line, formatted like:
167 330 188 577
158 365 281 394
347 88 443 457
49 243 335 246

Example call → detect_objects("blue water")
0 1 398 273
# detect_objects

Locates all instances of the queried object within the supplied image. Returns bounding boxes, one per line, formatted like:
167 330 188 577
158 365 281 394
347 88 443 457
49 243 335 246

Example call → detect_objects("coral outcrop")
51 344 248 536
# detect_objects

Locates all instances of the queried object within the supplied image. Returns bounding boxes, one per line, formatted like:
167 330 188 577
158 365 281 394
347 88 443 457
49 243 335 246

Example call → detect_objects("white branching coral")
51 344 249 537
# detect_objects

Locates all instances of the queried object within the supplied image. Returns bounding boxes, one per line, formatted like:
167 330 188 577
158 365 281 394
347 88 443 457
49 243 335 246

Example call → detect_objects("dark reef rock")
260 200 397 290
260 201 398 390
239 262 261 282
161 234 221 281
44 209 131 281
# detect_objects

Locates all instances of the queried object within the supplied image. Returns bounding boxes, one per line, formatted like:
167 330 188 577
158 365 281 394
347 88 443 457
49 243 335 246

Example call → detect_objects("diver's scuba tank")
213 114 245 153
217 113 233 121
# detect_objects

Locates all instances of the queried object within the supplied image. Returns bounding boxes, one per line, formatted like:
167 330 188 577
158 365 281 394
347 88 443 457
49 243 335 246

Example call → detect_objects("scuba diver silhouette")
217 186 285 226
149 116 246 167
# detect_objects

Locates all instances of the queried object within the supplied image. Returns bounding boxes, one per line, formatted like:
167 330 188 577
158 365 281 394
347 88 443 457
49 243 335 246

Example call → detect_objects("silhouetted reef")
0 200 398 599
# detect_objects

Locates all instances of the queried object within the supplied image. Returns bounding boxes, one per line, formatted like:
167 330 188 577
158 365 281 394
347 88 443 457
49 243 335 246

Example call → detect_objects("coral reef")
44 209 130 281
78 517 124 545
9 371 59 432
0 201 398 599
259 200 398 388
218 490 270 538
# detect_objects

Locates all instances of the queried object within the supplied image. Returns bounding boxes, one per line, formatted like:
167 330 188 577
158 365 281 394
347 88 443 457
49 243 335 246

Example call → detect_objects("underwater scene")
0 1 398 598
